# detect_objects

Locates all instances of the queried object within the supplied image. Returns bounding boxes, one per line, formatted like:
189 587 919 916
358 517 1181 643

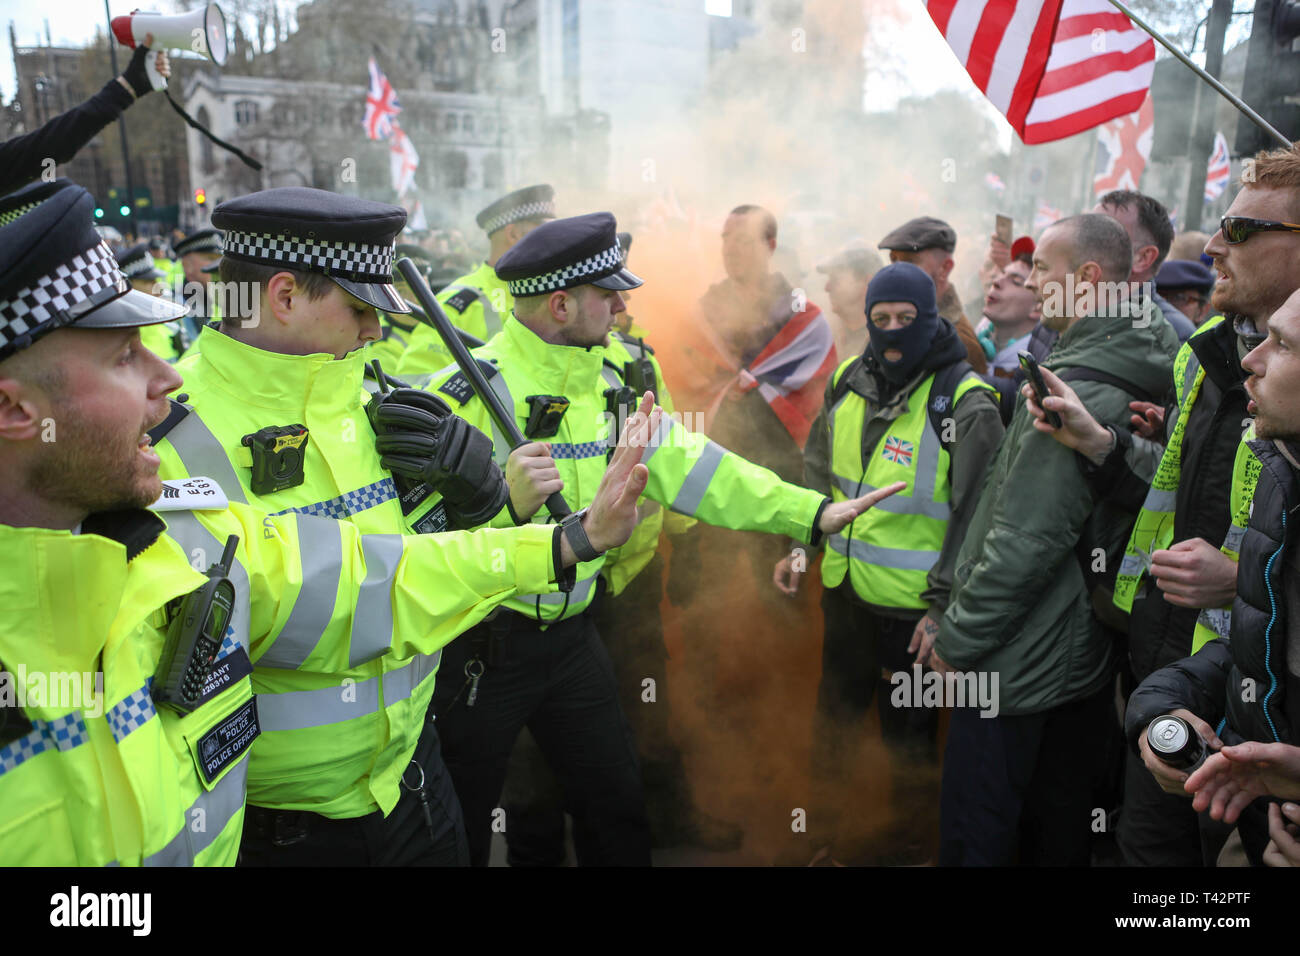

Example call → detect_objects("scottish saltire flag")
1205 132 1231 202
364 58 402 141
881 435 915 467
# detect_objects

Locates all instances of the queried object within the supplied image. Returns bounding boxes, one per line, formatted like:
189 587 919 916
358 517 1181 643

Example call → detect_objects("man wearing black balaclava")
774 262 1005 864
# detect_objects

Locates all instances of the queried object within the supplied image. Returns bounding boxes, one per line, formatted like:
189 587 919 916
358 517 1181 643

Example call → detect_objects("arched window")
440 150 468 188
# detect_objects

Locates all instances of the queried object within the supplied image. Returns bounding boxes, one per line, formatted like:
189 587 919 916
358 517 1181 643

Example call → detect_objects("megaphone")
111 3 229 67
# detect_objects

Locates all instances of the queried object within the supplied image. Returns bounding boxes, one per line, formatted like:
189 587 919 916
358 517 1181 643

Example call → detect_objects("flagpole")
1106 0 1291 150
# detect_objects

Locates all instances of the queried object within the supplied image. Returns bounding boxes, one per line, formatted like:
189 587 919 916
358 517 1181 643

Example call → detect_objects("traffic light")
94 207 104 219
119 205 130 217
194 188 206 206
1235 0 1300 156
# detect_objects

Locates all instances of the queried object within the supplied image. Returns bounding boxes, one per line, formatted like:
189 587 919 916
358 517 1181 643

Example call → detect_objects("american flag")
364 57 402 141
925 0 1155 144
1093 93 1154 194
881 436 915 467
1205 131 1231 202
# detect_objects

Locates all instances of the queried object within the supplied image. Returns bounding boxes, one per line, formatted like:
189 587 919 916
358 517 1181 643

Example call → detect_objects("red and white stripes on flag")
924 0 1156 144
1205 131 1231 202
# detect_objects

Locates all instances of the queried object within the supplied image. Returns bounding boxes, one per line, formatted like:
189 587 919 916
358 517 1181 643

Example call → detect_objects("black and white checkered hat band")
222 229 394 281
177 235 222 256
481 200 556 235
506 241 623 296
0 241 128 351
120 252 155 279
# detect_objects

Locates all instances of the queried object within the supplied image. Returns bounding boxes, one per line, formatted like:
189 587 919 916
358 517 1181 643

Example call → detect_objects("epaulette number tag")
151 476 229 512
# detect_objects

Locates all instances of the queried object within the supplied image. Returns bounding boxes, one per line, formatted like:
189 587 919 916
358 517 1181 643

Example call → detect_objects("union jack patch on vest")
881 435 914 466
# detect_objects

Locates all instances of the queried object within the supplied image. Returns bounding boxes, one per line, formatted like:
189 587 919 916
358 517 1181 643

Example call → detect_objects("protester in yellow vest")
1019 136 1300 864
773 261 1004 864
397 184 555 376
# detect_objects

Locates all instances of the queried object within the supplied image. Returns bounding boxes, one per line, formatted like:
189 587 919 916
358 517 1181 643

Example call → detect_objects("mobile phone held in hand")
1018 350 1062 429
995 214 1013 246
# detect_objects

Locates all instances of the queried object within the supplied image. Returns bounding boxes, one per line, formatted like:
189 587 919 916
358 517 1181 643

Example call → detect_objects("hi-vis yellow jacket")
429 315 828 624
599 325 695 596
153 326 549 819
397 261 513 377
0 506 253 866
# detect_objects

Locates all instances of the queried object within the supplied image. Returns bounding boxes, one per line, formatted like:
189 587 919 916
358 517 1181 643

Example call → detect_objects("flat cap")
211 186 409 313
0 179 184 361
173 227 223 258
878 216 957 254
476 184 556 235
1155 259 1215 293
495 212 642 297
116 242 164 282
816 246 884 277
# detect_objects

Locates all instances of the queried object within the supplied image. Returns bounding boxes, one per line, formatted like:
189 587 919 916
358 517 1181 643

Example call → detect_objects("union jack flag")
1205 131 1231 202
364 58 402 141
881 435 915 467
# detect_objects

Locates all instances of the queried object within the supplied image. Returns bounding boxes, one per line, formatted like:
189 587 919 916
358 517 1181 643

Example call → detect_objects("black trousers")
939 683 1113 866
503 559 691 865
811 586 940 844
237 719 469 866
430 608 651 867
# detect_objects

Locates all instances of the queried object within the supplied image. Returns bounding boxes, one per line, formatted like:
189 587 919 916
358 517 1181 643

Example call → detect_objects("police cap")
475 184 556 236
494 212 642 297
0 179 185 362
211 186 410 313
116 242 164 282
878 216 958 254
173 227 223 258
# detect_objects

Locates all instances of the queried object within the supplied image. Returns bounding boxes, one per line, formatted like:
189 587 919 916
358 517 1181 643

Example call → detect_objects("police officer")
153 185 617 866
172 226 224 340
773 262 1004 864
115 241 189 362
425 211 901 865
0 179 256 865
397 184 555 376
366 242 437 374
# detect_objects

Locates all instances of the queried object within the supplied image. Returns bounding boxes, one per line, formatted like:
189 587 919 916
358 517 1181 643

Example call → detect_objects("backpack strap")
926 360 974 454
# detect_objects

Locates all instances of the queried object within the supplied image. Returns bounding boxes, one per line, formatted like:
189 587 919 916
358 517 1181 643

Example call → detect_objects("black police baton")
395 257 572 519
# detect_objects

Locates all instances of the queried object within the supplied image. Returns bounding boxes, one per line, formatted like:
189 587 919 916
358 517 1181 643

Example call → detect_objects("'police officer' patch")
195 698 260 785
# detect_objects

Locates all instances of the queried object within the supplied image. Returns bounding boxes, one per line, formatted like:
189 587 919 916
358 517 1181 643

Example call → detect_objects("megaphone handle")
145 55 168 92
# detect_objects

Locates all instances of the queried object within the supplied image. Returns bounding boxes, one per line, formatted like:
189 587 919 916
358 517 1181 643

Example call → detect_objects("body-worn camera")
524 395 569 439
623 341 658 402
241 424 309 494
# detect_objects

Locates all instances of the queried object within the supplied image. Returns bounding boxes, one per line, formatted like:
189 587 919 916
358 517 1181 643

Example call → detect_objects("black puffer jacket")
1125 437 1300 863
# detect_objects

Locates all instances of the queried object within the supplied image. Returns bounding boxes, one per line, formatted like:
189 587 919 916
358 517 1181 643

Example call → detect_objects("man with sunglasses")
1025 143 1300 866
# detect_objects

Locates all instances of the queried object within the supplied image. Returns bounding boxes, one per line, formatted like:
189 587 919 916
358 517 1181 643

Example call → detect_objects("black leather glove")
121 43 156 98
367 388 509 527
